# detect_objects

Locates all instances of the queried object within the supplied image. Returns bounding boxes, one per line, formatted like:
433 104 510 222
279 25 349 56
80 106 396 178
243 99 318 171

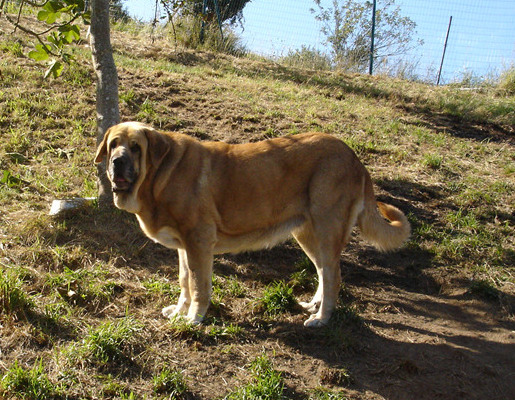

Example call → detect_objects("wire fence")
236 0 515 84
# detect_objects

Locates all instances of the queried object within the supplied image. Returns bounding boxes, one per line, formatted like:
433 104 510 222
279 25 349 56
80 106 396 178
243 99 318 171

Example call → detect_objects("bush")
279 45 332 70
171 16 247 56
497 67 515 95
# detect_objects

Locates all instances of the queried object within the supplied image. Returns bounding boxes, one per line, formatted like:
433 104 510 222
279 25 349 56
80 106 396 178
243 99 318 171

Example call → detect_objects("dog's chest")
136 215 182 249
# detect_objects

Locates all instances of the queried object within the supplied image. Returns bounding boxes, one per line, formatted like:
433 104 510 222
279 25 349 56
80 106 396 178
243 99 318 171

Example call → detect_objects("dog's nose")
112 156 126 169
112 156 125 172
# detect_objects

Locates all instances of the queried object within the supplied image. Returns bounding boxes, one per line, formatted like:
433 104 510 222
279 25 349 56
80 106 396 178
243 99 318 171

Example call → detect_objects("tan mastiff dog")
95 122 410 327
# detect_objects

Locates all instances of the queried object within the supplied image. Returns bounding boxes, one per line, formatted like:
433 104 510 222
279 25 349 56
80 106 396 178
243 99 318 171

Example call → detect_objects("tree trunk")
89 0 120 207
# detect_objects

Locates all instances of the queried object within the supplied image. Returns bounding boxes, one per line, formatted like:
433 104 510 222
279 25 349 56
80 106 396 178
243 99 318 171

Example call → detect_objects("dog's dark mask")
108 145 140 193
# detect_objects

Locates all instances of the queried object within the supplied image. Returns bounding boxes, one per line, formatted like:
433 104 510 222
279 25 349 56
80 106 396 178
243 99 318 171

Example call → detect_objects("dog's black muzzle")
109 154 136 193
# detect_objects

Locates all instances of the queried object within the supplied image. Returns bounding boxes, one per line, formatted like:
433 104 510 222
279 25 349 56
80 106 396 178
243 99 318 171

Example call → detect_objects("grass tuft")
0 359 57 399
259 281 297 317
468 279 500 301
153 367 189 398
0 268 34 318
310 387 350 399
423 154 443 170
81 316 143 363
225 354 285 400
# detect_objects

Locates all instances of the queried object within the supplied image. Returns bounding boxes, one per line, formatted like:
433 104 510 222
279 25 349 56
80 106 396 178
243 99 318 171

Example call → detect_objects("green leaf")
47 32 62 47
43 1 61 13
59 25 80 43
0 170 23 188
37 10 50 22
38 8 61 24
82 11 91 25
28 44 51 62
45 60 64 79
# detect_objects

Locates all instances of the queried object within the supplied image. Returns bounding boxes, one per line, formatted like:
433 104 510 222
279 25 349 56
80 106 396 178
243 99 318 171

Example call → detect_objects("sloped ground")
1 16 514 399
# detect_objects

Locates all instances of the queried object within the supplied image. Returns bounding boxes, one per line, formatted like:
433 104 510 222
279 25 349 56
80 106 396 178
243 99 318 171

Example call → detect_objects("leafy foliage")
161 0 251 26
1 0 89 77
311 0 422 72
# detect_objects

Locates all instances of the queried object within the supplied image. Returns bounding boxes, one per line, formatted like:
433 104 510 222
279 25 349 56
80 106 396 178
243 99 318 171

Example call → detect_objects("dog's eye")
130 143 140 153
109 140 118 150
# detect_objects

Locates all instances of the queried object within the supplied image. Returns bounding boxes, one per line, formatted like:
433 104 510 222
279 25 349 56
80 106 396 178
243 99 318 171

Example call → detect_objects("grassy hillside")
1 17 514 400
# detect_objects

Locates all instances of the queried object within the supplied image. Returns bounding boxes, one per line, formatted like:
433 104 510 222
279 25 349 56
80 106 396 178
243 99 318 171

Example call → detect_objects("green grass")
0 40 24 57
0 267 34 318
468 279 500 301
0 360 58 400
166 315 244 342
0 11 513 400
259 281 297 317
212 274 246 304
44 265 117 307
153 367 189 398
81 316 143 363
423 153 443 170
142 277 179 298
225 354 285 400
309 387 350 400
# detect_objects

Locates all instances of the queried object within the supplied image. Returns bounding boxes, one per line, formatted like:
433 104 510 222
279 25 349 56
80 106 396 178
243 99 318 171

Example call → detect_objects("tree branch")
3 12 60 57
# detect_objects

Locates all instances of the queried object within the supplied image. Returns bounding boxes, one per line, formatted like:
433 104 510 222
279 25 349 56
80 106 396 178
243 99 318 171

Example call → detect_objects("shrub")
279 45 332 70
497 67 515 95
171 16 247 56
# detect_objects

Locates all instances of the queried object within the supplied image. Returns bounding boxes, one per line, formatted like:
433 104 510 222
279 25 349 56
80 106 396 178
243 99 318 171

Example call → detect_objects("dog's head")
94 122 170 213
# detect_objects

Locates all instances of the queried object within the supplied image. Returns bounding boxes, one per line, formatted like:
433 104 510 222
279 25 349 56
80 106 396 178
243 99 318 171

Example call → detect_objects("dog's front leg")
162 248 191 319
184 244 213 324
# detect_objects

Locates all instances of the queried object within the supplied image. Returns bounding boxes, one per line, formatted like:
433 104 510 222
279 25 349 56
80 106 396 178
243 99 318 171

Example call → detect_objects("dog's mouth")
109 153 138 194
112 177 133 193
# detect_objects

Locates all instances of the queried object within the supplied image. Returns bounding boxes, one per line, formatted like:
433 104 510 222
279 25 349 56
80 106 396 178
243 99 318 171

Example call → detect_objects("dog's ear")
144 127 171 169
94 126 112 164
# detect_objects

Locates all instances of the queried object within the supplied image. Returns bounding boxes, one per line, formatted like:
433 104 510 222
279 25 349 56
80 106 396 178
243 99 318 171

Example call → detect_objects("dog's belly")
214 216 305 254
144 216 305 254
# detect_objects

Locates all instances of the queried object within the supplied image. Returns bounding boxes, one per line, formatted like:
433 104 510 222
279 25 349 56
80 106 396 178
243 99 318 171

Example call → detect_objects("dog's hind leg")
294 197 363 328
293 220 343 327
162 248 191 319
293 225 323 314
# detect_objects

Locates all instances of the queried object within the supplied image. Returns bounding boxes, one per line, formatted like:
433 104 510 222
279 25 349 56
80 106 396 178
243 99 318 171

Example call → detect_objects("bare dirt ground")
68 207 515 400
1 16 514 399
113 51 515 399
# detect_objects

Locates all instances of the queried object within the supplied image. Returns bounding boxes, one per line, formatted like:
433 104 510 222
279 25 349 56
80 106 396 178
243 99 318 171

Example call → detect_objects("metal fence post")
437 16 453 85
369 0 377 75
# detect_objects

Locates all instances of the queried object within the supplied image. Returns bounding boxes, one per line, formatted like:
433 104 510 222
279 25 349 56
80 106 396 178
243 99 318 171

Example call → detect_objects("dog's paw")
186 311 204 325
299 300 320 314
162 305 177 319
303 314 328 328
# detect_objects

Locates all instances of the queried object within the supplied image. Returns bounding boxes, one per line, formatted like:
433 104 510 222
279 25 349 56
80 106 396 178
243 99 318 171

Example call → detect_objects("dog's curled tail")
357 175 411 252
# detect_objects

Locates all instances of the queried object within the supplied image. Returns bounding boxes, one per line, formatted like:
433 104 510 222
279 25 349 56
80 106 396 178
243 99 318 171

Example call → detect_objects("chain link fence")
237 0 515 84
